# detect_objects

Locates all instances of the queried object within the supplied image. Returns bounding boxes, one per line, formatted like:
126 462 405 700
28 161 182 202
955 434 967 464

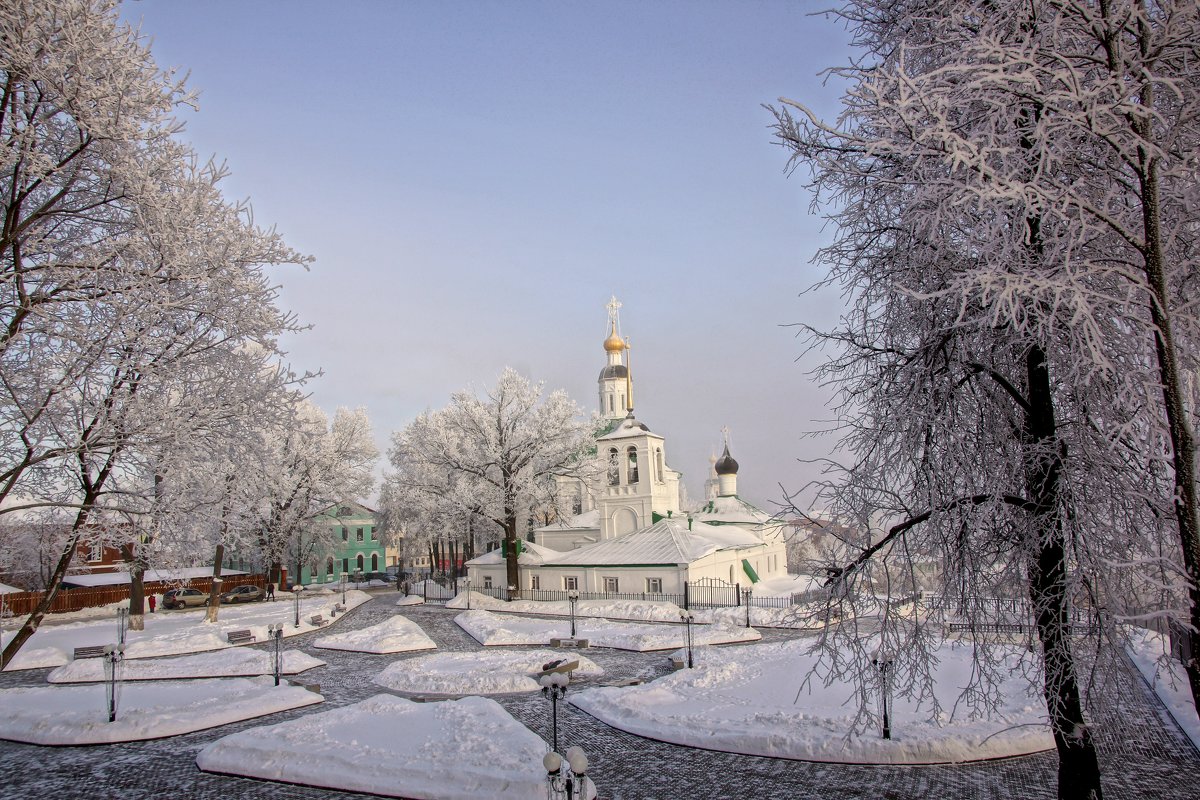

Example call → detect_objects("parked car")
162 587 208 609
363 571 389 582
219 585 263 604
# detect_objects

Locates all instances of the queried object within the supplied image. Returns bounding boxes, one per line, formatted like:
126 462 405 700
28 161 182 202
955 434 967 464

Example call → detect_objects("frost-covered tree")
385 368 595 598
0 0 308 666
771 2 1199 798
244 402 378 586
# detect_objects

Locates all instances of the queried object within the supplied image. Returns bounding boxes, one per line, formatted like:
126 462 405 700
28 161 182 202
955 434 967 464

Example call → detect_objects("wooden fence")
0 574 266 617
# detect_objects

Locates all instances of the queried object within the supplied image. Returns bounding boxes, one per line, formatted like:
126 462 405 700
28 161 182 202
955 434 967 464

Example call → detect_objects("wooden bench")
333 603 346 614
669 655 686 670
73 645 108 660
549 637 589 649
227 629 256 645
310 614 329 627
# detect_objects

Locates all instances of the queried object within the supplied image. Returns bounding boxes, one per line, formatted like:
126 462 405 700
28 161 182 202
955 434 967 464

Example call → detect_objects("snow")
1 589 373 671
374 649 603 696
60 567 248 587
395 594 425 606
1125 627 1200 750
447 592 686 622
571 638 1052 764
751 573 826 597
0 582 23 594
0 677 323 745
196 694 595 800
456 609 761 650
313 614 436 654
47 648 325 683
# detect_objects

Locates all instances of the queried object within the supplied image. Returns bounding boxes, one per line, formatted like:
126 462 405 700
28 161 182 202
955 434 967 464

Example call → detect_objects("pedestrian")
266 582 275 601
148 594 157 613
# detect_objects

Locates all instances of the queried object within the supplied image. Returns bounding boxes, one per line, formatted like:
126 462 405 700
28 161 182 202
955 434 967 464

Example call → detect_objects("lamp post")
544 745 590 800
340 573 347 604
680 610 695 668
538 671 569 753
465 577 471 610
293 587 301 628
268 623 283 686
103 643 125 722
872 649 894 740
567 589 579 638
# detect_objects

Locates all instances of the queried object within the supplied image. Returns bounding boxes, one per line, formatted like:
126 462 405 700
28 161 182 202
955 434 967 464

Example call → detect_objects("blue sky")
123 0 852 508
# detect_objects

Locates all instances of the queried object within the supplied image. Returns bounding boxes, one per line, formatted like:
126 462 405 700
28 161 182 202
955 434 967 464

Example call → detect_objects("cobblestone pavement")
0 593 1196 799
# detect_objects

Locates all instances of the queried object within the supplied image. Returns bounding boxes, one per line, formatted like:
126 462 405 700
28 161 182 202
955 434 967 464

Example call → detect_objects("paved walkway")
0 593 1196 799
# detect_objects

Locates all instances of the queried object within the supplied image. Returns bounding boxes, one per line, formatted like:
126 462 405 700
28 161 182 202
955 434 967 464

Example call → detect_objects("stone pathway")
0 592 1195 799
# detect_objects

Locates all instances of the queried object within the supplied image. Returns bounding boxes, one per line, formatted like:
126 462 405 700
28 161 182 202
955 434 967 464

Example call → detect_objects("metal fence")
422 579 833 611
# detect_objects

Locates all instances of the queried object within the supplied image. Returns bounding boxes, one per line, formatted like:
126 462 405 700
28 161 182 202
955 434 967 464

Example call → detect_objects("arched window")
356 553 365 572
326 557 334 576
607 448 620 486
655 448 664 482
627 446 639 484
572 489 583 515
371 553 379 571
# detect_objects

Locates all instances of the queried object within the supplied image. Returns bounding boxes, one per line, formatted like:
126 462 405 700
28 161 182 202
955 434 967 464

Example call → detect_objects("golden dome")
603 322 625 353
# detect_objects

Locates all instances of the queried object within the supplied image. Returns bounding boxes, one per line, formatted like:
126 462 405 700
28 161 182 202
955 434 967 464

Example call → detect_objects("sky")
120 0 854 510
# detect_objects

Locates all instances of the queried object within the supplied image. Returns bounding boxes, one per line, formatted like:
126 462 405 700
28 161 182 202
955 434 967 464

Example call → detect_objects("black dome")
599 364 629 381
715 444 739 475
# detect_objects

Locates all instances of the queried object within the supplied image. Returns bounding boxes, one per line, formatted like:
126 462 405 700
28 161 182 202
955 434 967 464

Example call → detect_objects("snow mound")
48 648 324 683
374 649 603 696
314 614 436 654
571 638 1053 764
197 694 585 800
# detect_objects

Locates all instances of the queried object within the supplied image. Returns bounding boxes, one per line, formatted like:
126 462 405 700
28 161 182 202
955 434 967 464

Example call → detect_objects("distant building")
296 501 386 585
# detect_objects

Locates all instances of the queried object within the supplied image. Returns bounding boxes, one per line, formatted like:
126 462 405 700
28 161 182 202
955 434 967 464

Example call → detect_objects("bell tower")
598 296 630 421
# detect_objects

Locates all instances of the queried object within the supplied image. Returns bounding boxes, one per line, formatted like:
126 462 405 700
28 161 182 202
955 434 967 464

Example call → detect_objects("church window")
627 446 639 484
656 448 664 482
603 576 619 593
607 394 614 413
607 448 620 486
619 393 625 410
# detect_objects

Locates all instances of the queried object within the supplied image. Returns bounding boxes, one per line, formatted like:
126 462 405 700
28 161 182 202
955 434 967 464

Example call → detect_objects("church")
464 298 788 595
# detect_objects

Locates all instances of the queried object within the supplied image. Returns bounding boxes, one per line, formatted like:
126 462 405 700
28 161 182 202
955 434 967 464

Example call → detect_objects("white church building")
465 297 787 595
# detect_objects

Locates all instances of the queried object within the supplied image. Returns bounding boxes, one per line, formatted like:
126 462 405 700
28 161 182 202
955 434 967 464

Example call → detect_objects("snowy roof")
545 518 762 567
61 568 247 587
0 581 23 594
597 414 662 442
464 540 561 567
691 495 775 527
535 508 600 533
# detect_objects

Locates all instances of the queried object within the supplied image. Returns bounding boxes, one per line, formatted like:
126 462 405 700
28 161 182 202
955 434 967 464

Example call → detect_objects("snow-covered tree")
771 2 1199 797
384 368 595 598
0 0 308 666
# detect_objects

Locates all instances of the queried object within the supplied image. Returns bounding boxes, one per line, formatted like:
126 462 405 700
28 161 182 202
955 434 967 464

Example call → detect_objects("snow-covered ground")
1126 627 1200 750
750 573 825 597
0 677 323 745
374 649 603 696
571 638 1053 764
447 591 684 622
0 590 372 671
395 594 425 606
197 694 595 800
47 648 325 683
456 609 761 650
313 614 436 654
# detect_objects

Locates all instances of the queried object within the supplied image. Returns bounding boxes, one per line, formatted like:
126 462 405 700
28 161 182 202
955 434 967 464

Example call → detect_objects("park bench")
310 614 329 627
73 645 108 659
549 637 589 649
333 603 346 614
227 629 256 645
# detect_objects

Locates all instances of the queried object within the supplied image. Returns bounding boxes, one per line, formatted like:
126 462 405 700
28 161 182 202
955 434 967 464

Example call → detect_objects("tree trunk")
1023 343 1103 800
206 544 225 623
127 547 146 632
1 495 96 669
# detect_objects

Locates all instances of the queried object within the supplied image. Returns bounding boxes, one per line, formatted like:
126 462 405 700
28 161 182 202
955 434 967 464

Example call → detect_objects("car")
219 585 263 604
162 587 208 609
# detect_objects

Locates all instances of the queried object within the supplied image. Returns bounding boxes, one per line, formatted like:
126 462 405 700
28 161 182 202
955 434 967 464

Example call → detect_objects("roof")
545 518 762 567
598 364 628 381
60 568 248 588
465 539 562 567
0 582 23 594
536 508 600 533
692 495 774 526
597 414 659 441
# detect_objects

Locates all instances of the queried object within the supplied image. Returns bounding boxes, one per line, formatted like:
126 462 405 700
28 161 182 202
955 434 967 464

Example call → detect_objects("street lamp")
567 589 579 638
103 643 125 722
538 671 569 753
340 573 347 604
679 610 695 668
544 745 590 800
268 623 283 686
871 649 894 740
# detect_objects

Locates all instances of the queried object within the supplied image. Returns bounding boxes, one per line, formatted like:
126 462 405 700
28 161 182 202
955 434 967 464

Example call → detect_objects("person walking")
148 594 157 613
266 582 275 601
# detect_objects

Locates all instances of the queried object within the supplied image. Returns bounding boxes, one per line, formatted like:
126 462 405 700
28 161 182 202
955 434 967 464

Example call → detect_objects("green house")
299 501 386 586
